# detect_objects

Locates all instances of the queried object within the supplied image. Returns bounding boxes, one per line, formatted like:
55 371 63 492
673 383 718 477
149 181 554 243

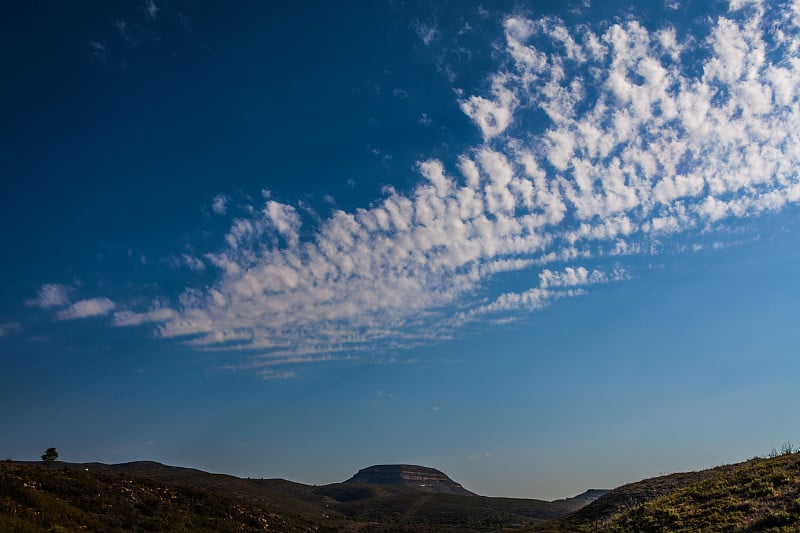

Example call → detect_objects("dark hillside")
3 461 601 532
25 460 358 529
530 451 800 532
0 461 319 532
330 490 589 529
11 454 796 532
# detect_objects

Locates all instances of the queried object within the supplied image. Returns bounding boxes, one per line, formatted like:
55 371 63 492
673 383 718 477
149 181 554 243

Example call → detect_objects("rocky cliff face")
344 464 475 496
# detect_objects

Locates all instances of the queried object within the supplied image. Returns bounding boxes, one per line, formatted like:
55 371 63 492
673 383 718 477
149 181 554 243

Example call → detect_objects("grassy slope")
8 454 799 532
530 452 800 533
0 462 322 533
1 461 594 532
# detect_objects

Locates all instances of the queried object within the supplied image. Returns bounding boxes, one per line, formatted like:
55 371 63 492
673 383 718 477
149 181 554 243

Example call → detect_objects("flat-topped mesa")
344 464 475 496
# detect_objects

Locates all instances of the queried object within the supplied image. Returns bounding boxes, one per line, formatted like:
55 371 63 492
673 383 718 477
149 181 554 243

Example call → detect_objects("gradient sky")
2 0 800 500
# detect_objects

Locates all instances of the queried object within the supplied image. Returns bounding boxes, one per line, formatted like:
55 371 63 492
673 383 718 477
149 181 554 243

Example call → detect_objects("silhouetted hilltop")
345 464 475 496
552 488 610 505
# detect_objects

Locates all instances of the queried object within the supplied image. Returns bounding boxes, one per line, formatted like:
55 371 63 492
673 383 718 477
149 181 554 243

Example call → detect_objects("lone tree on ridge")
41 447 58 468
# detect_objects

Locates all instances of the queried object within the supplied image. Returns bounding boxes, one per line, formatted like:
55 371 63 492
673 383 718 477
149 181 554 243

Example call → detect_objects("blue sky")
2 0 800 499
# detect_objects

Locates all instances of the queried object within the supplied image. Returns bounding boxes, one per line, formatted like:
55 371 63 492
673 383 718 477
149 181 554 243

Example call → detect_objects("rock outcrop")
344 464 475 495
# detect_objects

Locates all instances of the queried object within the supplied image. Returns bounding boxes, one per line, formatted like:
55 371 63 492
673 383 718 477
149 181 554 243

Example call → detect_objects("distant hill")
2 460 603 532
8 452 800 532
344 464 475 496
552 489 610 507
14 453 799 533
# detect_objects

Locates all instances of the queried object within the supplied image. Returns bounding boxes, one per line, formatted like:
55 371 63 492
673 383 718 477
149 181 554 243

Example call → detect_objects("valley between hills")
2 450 800 532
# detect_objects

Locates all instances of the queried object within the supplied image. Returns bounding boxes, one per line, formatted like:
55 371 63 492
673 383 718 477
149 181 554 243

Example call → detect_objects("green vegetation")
0 462 316 532
0 461 589 532
530 450 800 533
607 452 800 532
5 450 798 532
0 461 594 532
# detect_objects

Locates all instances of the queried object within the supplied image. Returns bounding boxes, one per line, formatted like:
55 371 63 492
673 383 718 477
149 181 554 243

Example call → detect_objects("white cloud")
144 0 159 19
182 254 205 271
57 298 116 320
90 41 108 61
468 451 492 461
729 0 762 11
413 20 438 45
113 307 177 326
259 369 296 381
115 1 800 372
0 322 22 337
211 194 229 215
459 75 517 140
27 284 73 309
115 20 136 45
467 264 627 318
539 267 605 288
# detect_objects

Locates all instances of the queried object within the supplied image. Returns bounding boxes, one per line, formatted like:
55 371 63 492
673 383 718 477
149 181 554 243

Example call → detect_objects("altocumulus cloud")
211 194 229 215
0 322 22 337
57 298 116 320
114 0 800 373
27 283 73 309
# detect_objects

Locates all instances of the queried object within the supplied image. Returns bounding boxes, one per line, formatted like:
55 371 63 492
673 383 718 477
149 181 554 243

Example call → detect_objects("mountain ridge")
4 459 605 531
8 453 799 531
